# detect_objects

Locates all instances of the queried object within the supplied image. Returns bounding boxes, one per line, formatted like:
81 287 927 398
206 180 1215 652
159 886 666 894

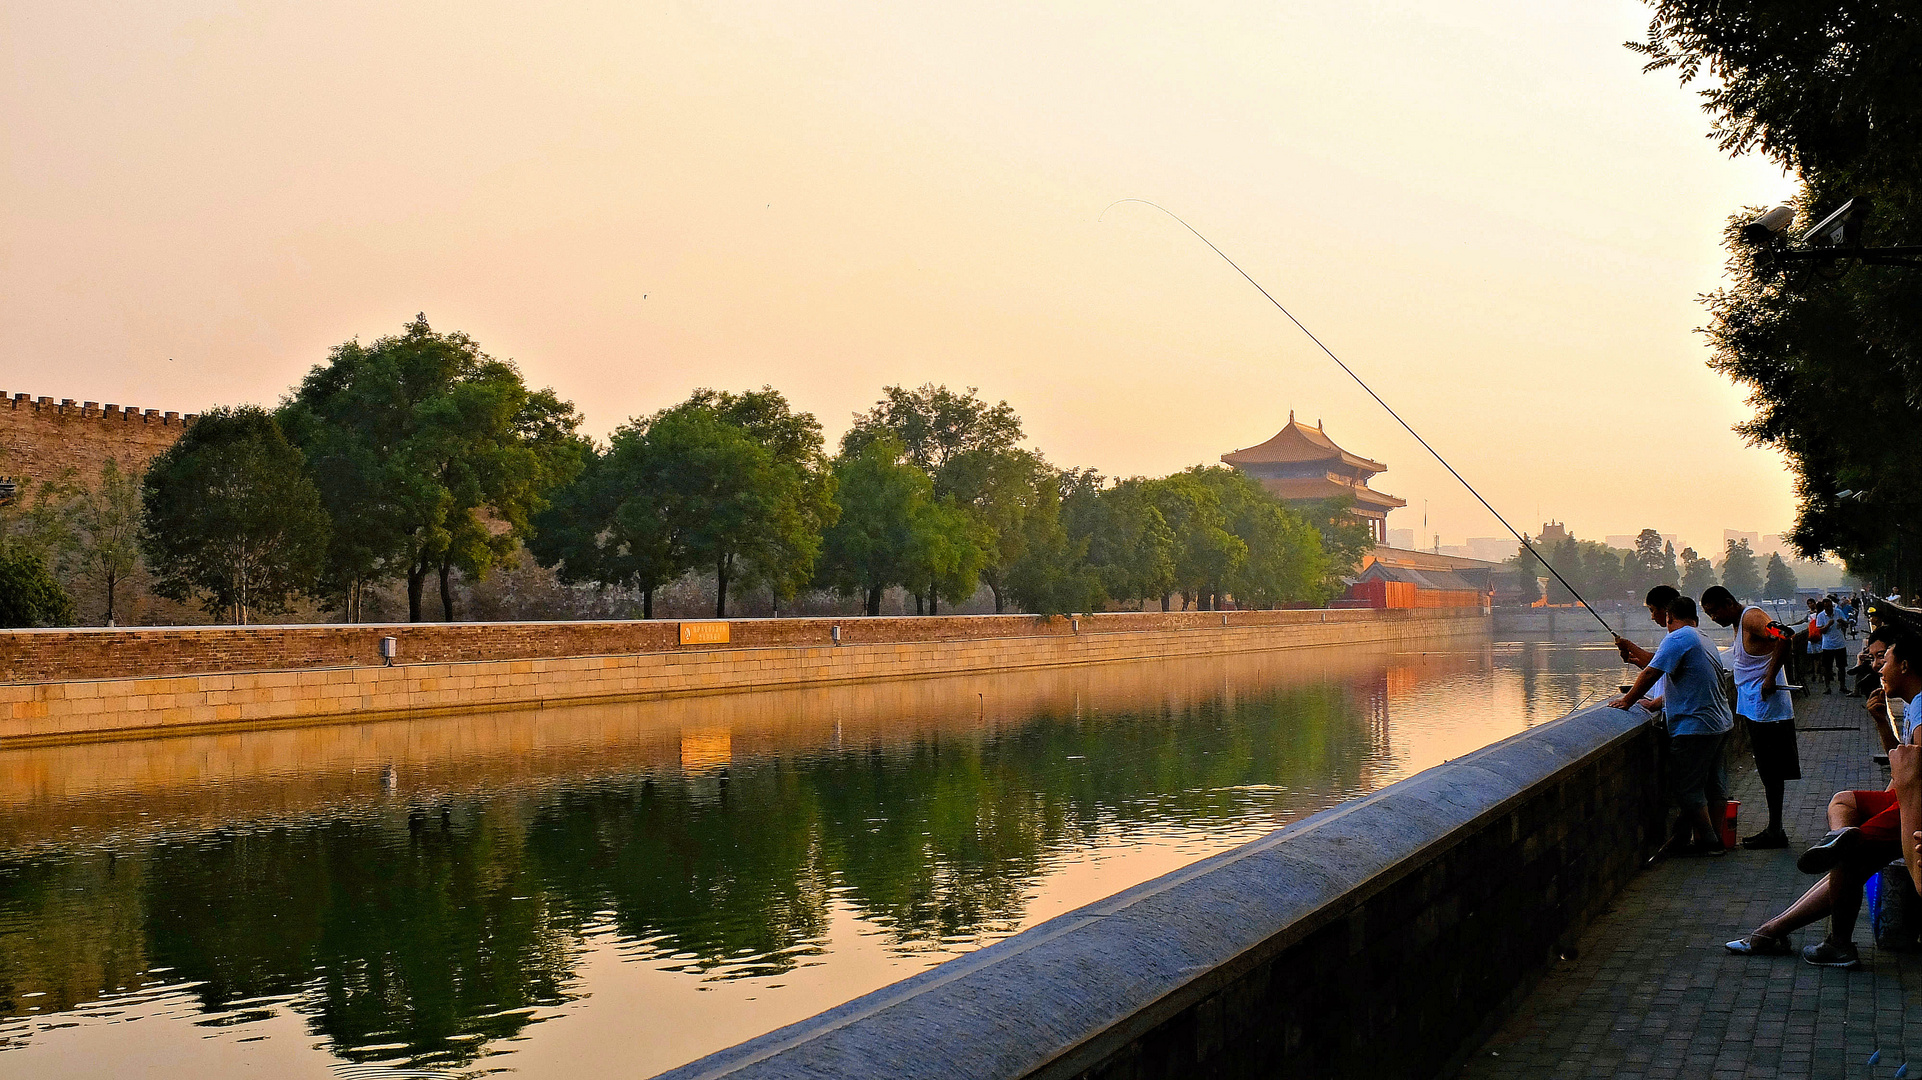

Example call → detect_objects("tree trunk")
989 582 1004 614
439 559 455 622
915 592 925 616
1160 593 1171 612
408 553 429 623
642 587 654 620
866 585 882 616
715 556 729 618
103 570 116 626
929 576 939 616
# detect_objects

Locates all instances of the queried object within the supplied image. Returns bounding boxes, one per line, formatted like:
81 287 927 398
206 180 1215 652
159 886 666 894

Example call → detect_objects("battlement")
2 391 197 427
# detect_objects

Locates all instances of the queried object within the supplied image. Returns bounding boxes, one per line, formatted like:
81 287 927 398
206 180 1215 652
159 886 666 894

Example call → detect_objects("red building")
1221 413 1406 542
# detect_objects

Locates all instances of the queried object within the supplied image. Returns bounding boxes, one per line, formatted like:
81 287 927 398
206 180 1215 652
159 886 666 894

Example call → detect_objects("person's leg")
1755 876 1835 939
1762 775 1787 833
1832 789 1863 829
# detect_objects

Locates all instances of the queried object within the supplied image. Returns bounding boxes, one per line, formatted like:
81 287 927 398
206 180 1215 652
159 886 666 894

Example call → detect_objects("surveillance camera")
1741 204 1796 245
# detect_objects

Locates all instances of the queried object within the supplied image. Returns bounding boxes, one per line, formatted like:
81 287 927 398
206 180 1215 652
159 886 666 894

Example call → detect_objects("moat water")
0 639 1626 1079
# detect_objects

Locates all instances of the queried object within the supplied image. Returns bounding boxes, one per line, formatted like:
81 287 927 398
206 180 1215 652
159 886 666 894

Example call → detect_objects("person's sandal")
1725 933 1792 956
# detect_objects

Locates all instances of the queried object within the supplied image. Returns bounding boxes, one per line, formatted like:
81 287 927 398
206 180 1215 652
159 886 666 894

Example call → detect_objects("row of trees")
529 382 1357 618
1633 2 1922 587
1508 528 1803 608
2 318 1356 626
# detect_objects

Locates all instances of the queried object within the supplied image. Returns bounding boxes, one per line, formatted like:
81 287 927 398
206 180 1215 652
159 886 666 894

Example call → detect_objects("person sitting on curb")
1610 594 1733 857
1702 585 1798 848
1726 629 1921 968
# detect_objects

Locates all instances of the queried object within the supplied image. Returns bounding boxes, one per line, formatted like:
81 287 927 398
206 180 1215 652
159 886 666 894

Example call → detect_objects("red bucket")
1722 800 1741 849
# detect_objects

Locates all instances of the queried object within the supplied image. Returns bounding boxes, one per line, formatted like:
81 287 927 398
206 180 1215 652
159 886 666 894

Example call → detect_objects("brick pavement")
1463 688 1922 1080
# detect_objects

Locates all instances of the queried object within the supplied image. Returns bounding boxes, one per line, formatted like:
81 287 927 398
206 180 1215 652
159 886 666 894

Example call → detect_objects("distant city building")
1724 529 1761 551
1222 413 1406 542
1387 528 1417 550
1467 537 1520 563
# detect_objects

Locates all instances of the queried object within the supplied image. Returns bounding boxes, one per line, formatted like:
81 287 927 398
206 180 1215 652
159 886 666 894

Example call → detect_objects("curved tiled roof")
1219 414 1387 473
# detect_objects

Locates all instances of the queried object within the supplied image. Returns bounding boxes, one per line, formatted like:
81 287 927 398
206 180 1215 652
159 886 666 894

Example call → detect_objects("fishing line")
1103 198 1614 637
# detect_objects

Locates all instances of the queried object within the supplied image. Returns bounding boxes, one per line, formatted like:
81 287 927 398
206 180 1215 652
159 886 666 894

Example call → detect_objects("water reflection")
0 640 1622 1079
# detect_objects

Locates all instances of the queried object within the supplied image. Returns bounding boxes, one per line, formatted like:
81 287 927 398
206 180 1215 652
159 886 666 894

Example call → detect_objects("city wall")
0 608 1486 745
657 702 1663 1080
0 391 195 487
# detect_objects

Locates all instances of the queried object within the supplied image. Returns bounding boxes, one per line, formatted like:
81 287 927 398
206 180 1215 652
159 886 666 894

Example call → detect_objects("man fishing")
1610 594 1734 857
1702 586 1798 847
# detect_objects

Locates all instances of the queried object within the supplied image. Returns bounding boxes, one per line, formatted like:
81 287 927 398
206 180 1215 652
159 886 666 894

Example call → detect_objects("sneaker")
1802 938 1861 968
1798 828 1865 874
1743 828 1791 849
1726 933 1792 956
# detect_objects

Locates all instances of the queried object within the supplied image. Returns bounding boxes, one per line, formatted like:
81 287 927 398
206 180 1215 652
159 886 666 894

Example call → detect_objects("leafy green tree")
1662 540 1680 589
280 315 584 622
905 497 989 615
816 438 938 615
1003 476 1104 616
1634 3 1922 578
842 385 1035 612
528 432 686 619
1631 529 1671 597
1764 552 1800 599
1546 537 1581 606
64 458 146 625
1188 467 1325 608
0 548 75 627
1720 538 1763 600
642 391 836 617
140 407 330 624
1143 472 1244 610
1295 495 1375 596
1062 472 1174 609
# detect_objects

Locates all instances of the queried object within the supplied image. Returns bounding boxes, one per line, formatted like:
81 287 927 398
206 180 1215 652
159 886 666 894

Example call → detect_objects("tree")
1662 540 1680 589
1546 537 1581 606
64 458 146 625
1003 477 1104 616
1634 3 1922 579
141 407 330 624
1631 529 1670 596
1062 472 1174 609
280 315 584 622
1764 552 1800 599
1188 467 1325 609
815 438 938 615
1295 495 1376 599
528 431 686 618
842 385 1035 612
1719 538 1763 600
1680 545 1717 595
642 391 836 617
1143 472 1245 610
0 548 75 627
1505 546 1544 607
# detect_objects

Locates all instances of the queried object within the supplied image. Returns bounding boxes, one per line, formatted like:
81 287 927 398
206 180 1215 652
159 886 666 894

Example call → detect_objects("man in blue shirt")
1611 595 1735 856
1818 597 1849 693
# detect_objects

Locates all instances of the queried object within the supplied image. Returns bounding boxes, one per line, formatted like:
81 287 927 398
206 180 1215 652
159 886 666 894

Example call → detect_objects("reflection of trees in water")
0 679 1386 1069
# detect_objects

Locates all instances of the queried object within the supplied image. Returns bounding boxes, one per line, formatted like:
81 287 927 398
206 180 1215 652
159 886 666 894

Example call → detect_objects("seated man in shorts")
1727 629 1920 967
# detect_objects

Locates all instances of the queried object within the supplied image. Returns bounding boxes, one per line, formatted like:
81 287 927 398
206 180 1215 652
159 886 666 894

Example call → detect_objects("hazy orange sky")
2 0 1796 556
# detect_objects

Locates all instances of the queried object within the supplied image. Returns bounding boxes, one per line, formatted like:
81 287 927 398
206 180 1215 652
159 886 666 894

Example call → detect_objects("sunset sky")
2 0 1797 557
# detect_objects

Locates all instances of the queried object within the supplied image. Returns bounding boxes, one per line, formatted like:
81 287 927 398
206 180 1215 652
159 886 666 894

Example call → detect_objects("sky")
1 0 1799 557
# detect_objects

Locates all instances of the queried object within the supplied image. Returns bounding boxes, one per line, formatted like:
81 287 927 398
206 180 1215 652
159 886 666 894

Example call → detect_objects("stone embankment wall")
0 391 195 487
0 608 1484 744
657 703 1663 1080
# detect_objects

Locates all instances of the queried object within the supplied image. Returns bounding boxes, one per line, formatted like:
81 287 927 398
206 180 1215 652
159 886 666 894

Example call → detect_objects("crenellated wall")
0 390 198 489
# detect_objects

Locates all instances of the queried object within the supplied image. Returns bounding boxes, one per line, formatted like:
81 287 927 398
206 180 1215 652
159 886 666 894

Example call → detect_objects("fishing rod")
1104 198 1615 638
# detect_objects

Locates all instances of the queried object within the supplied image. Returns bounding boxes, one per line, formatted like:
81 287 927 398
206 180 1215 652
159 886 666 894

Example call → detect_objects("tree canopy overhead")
1635 1 1922 588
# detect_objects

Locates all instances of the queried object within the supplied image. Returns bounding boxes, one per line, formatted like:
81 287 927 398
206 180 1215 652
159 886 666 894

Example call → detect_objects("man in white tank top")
1703 586 1798 848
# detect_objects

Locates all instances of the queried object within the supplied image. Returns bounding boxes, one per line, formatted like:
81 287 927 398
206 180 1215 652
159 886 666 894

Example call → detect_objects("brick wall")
0 608 1472 685
0 392 194 489
0 608 1487 744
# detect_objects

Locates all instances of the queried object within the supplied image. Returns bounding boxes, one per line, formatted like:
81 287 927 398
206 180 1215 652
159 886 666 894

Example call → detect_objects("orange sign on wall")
679 621 731 646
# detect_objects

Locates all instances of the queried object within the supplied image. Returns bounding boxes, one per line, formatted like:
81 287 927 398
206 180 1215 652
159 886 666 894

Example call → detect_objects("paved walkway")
1463 688 1922 1080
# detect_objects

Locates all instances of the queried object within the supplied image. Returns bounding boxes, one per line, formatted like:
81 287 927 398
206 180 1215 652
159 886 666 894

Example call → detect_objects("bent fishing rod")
1104 198 1615 638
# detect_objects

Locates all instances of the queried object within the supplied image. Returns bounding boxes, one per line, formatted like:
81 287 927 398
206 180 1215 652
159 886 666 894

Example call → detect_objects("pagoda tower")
1220 412 1406 542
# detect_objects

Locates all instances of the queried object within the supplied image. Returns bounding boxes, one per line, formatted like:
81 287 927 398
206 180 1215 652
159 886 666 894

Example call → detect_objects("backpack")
1869 861 1922 950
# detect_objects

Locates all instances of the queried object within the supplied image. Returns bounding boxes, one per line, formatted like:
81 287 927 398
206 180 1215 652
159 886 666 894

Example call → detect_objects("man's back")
1653 624 1734 735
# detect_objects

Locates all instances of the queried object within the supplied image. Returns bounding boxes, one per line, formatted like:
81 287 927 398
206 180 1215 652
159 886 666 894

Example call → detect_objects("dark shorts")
1667 731 1728 810
1745 715 1802 783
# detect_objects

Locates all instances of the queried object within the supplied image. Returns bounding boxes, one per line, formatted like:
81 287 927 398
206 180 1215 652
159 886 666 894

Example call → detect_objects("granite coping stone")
653 704 1648 1080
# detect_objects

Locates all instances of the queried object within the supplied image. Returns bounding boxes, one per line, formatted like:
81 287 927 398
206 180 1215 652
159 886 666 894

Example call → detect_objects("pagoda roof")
1255 476 1407 511
1220 413 1387 473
